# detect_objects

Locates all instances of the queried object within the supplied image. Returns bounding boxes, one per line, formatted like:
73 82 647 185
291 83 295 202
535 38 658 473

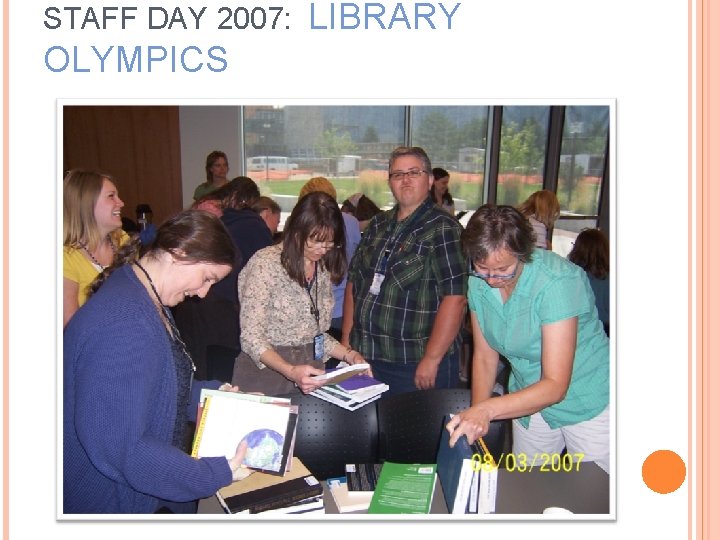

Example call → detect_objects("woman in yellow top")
63 169 130 327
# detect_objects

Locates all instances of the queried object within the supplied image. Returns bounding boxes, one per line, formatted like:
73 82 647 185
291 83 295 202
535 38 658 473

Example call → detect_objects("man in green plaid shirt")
342 147 467 395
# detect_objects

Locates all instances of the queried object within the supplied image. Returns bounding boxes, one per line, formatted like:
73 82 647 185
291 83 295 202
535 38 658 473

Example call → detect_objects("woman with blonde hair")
63 169 130 327
517 189 560 250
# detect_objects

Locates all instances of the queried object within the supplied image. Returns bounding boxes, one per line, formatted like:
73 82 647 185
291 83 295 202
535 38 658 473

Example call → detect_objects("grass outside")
256 171 600 216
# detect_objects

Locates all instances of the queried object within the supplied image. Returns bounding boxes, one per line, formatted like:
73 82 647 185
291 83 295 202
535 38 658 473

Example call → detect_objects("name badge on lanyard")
313 333 324 361
369 272 385 295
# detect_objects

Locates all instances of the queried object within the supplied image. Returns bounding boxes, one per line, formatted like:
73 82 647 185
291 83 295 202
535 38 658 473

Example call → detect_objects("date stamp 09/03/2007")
469 452 586 473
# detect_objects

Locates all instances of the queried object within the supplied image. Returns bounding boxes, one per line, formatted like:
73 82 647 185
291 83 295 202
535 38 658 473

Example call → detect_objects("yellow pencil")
477 436 495 466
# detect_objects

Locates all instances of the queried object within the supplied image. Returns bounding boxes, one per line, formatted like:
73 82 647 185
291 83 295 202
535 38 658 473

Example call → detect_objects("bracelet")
343 347 353 363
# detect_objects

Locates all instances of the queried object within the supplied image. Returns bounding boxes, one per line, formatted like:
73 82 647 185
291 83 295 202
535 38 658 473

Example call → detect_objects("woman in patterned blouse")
232 192 369 395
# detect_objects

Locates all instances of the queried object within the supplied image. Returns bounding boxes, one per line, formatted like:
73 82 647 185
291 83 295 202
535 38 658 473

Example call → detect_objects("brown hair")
204 150 228 183
88 210 236 297
462 205 536 264
568 228 609 280
63 169 125 251
251 196 281 215
341 193 382 222
388 146 432 176
281 192 346 286
193 176 259 211
517 190 560 229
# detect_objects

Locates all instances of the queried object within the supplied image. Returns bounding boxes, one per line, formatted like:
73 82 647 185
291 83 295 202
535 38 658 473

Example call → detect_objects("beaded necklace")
81 234 117 270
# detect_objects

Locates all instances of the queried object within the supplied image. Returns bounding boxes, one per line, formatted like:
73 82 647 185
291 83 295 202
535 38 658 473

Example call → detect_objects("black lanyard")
306 268 320 329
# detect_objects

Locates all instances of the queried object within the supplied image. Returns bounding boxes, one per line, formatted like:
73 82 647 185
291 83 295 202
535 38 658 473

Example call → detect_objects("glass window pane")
497 106 550 206
243 106 405 218
410 106 489 216
557 106 609 215
552 217 600 258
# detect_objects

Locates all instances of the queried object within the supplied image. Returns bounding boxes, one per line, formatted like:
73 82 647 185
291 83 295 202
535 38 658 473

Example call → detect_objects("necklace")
81 234 117 270
134 260 197 374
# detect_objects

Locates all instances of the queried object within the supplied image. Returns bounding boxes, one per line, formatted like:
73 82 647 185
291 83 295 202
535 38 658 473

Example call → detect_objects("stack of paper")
310 365 389 411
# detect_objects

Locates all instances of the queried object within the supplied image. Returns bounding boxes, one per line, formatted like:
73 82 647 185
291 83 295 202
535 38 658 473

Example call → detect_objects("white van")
247 156 298 172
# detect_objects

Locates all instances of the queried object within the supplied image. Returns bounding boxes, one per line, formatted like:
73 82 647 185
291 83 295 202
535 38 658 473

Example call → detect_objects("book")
367 462 436 514
238 495 325 515
436 414 481 514
191 392 295 474
310 384 386 411
345 463 383 493
337 373 387 393
217 457 323 514
199 388 292 406
326 476 373 513
310 363 371 385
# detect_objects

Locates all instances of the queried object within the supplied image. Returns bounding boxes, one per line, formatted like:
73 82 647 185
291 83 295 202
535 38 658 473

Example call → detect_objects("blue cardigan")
63 265 232 513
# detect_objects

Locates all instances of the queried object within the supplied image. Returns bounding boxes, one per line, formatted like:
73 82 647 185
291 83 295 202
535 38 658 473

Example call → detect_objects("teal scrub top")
468 248 609 428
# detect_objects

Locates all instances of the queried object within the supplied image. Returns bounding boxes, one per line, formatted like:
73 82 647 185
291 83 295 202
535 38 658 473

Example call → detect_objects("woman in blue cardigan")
64 210 250 514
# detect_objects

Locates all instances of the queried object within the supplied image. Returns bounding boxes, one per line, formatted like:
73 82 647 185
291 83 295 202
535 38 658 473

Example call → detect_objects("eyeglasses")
468 260 518 280
306 239 339 252
389 169 427 181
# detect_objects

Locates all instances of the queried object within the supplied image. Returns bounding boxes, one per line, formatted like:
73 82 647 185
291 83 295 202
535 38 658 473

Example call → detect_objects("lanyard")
375 199 428 275
306 266 320 330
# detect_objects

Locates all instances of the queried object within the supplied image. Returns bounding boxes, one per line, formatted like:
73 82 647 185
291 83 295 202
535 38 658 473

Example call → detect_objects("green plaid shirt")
348 197 467 364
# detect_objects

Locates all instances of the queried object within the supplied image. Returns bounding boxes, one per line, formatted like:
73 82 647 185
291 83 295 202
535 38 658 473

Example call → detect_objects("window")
496 106 550 206
410 106 489 215
243 106 405 211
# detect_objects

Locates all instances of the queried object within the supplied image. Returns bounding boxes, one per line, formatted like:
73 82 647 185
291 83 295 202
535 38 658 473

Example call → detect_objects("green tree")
413 111 460 163
499 119 544 174
362 126 379 143
316 127 357 158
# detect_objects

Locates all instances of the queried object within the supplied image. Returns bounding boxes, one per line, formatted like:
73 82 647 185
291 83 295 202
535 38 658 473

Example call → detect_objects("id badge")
369 272 385 295
313 333 324 361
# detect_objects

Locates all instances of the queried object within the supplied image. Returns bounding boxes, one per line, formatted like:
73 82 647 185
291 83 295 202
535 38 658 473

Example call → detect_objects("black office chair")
376 388 507 464
277 392 380 481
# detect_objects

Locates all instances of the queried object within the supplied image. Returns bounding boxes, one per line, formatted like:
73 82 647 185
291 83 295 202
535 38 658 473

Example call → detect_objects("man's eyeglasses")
468 261 518 280
389 169 427 182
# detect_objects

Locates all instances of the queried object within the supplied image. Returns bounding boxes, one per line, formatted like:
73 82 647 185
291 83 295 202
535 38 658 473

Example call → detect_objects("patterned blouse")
237 244 339 368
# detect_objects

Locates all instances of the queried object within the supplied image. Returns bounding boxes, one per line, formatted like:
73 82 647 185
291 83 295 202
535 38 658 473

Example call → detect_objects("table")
198 462 609 515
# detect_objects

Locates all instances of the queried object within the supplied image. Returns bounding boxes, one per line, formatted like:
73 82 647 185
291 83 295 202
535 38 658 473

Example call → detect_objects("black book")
345 463 383 492
220 474 323 514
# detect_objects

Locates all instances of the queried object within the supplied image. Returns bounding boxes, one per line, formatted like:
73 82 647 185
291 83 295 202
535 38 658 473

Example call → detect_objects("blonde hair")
517 190 560 229
63 169 125 251
299 176 337 201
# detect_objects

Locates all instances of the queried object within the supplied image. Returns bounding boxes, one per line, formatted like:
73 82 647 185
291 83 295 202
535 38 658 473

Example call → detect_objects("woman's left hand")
445 404 494 448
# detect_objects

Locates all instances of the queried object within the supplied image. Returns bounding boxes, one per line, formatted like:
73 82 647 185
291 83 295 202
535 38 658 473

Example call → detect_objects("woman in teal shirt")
446 205 609 473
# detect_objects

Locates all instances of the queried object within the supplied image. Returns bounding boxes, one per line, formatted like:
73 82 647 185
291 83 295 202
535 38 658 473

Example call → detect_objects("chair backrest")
278 392 380 481
376 388 506 464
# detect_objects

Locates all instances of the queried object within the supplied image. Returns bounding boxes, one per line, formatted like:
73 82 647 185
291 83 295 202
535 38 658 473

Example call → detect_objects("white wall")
179 106 241 207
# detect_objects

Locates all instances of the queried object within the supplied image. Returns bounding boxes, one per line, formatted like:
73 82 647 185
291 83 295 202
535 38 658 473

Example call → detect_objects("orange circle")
642 450 686 494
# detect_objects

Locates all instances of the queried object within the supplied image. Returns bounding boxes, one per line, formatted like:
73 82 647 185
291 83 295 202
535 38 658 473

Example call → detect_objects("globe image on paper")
241 429 284 470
